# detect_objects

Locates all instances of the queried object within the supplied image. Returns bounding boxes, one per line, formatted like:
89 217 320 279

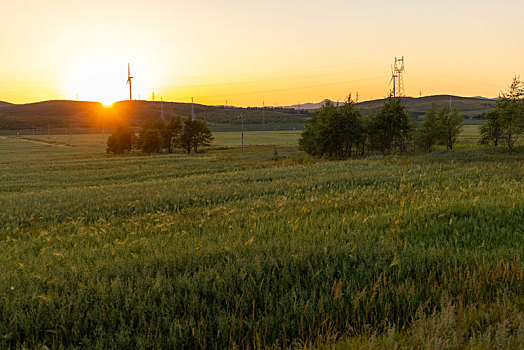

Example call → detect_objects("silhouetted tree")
299 97 363 158
436 106 463 150
358 114 375 156
372 97 412 154
497 76 524 154
178 117 214 154
415 104 442 152
106 124 135 154
164 116 182 153
480 109 502 147
138 118 165 153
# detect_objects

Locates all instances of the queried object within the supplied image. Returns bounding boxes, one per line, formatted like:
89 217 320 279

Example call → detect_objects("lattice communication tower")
393 56 405 97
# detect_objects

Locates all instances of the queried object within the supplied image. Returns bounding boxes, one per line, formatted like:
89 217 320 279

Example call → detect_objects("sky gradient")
1 0 523 106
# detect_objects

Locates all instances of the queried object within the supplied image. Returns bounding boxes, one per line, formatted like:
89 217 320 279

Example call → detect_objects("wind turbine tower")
126 63 133 101
389 66 397 97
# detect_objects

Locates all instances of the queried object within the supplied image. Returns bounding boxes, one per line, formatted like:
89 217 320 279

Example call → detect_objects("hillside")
355 95 495 119
0 100 310 130
291 95 495 119
0 95 495 130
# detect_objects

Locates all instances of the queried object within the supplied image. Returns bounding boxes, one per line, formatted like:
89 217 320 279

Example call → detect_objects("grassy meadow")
0 130 523 348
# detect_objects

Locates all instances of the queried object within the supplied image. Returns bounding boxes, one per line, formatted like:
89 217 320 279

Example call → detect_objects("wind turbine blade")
128 63 130 77
389 76 394 85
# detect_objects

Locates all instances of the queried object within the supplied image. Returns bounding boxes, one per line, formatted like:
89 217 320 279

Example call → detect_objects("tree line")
106 116 213 155
300 77 523 157
299 96 462 157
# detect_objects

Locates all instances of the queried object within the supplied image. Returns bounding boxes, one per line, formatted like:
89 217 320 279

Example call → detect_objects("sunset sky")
1 0 523 106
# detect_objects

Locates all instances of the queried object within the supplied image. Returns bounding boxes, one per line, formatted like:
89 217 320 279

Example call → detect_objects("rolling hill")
0 95 495 130
356 95 496 119
285 95 494 119
0 100 310 130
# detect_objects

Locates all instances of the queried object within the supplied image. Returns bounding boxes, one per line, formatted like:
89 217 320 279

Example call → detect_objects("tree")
437 106 463 150
498 76 524 154
338 97 364 157
480 109 502 147
358 114 375 156
164 116 182 153
298 97 363 158
137 118 165 153
298 101 337 157
178 117 214 154
106 124 135 154
372 97 412 154
415 104 441 152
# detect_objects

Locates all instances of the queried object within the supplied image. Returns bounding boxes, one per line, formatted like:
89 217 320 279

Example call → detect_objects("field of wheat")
0 134 522 348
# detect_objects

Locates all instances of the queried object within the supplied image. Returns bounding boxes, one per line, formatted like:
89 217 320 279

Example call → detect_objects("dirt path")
15 136 72 147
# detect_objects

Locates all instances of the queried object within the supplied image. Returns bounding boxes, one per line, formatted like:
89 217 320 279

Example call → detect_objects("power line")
164 75 384 101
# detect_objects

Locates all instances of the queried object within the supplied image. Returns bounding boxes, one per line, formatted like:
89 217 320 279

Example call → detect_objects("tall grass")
0 137 522 348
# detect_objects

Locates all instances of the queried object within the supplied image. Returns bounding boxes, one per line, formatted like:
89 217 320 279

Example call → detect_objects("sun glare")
65 54 129 104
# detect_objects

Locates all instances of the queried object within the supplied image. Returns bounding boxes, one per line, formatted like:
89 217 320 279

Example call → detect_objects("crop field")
0 132 523 348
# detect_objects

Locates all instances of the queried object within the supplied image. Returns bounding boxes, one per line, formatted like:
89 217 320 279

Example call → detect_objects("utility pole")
191 97 195 120
160 97 165 121
240 114 244 152
262 101 265 125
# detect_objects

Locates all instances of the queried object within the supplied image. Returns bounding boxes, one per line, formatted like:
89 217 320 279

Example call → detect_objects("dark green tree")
164 116 182 153
358 114 375 156
338 97 364 157
138 118 165 153
415 104 442 153
497 76 524 154
480 109 503 147
106 124 135 154
178 117 214 154
436 106 463 150
372 97 412 154
298 97 363 158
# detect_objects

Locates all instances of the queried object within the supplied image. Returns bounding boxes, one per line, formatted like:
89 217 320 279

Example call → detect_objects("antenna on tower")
126 63 133 101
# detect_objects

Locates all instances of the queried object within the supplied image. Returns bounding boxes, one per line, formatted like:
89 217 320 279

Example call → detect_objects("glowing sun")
65 54 130 105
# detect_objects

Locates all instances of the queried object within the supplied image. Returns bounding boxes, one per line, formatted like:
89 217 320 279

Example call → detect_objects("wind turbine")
389 65 397 97
126 63 133 101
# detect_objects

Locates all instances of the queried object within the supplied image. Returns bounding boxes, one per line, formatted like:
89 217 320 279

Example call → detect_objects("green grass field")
0 132 522 348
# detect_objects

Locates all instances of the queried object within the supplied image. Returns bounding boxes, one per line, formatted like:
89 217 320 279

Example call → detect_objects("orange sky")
1 0 523 106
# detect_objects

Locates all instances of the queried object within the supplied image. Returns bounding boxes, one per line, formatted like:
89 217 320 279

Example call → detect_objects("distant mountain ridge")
285 99 335 110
